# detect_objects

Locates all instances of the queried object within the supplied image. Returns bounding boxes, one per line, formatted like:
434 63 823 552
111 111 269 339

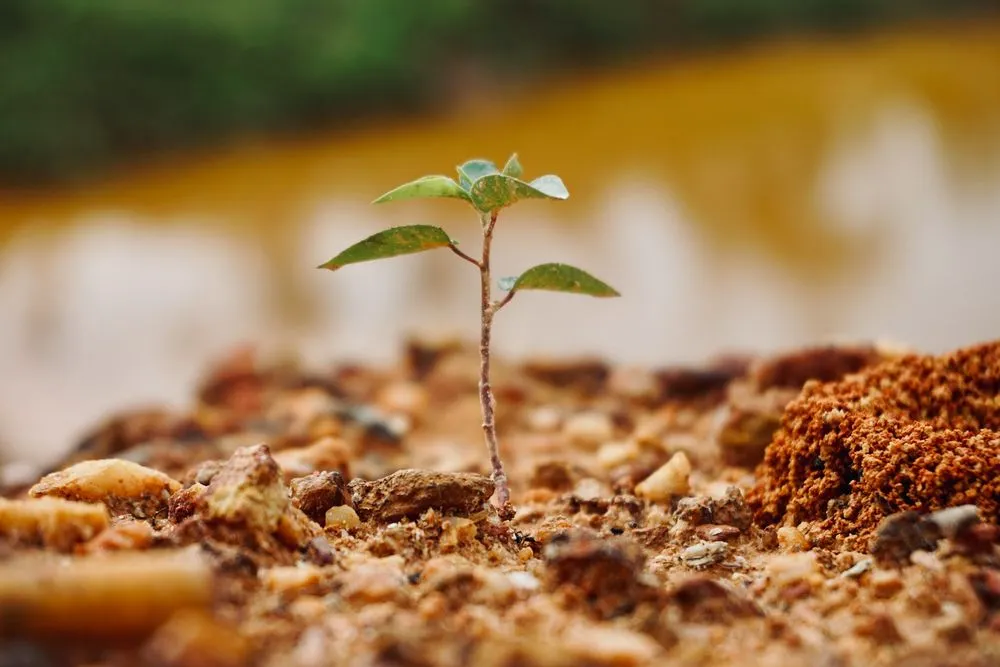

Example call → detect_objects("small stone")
142 609 249 667
694 524 741 542
506 571 540 592
518 547 534 562
668 576 762 621
529 461 577 492
839 558 873 579
440 517 477 551
376 381 429 422
596 441 640 469
543 530 658 619
349 469 494 524
680 541 728 568
854 612 903 644
273 436 351 481
324 505 360 531
927 504 980 540
526 406 563 433
290 471 352 525
870 510 940 565
0 497 110 552
338 557 406 605
607 366 659 402
29 459 180 520
776 526 810 552
869 570 904 599
635 452 691 502
562 411 614 448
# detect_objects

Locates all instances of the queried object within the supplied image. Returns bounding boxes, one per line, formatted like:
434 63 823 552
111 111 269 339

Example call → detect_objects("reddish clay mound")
748 340 1000 549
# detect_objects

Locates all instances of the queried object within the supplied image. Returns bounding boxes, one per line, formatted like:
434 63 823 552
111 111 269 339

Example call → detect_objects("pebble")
527 406 563 433
869 570 904 599
776 526 810 552
562 411 614 448
349 469 494 524
680 540 728 568
324 505 361 531
28 459 180 519
596 440 640 469
506 571 541 592
290 471 352 525
634 452 691 502
694 524 741 542
376 381 429 422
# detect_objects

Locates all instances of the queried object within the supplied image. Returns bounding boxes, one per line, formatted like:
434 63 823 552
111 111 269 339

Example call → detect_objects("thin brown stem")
478 211 509 507
491 289 516 314
448 243 481 268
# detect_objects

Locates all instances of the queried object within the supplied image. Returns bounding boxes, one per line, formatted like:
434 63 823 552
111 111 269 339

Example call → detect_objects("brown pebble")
290 471 352 525
349 469 494 524
695 524 741 542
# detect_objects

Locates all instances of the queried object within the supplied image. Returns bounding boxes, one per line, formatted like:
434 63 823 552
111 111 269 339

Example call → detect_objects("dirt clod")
749 341 1000 549
349 469 494 524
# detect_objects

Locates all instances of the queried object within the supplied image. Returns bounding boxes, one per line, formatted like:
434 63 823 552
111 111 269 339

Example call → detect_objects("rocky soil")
1 338 999 666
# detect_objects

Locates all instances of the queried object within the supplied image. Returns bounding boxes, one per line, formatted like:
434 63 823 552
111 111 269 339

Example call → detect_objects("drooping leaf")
510 263 620 297
318 225 453 271
501 153 523 179
497 276 517 291
456 159 499 190
469 174 570 212
372 175 472 204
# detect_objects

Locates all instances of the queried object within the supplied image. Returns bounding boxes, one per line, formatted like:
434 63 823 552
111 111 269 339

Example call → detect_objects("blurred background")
2 1 1000 468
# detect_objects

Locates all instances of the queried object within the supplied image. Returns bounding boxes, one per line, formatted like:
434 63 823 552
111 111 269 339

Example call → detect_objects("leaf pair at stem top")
318 154 620 300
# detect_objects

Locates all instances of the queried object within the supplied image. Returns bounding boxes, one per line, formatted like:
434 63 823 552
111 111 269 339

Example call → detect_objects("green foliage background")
0 0 993 184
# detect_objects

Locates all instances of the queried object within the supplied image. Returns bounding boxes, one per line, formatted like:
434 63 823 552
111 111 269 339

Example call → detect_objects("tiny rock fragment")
0 549 213 641
530 460 578 492
927 504 980 540
29 458 180 520
80 519 154 554
543 530 657 619
349 469 494 524
439 517 477 551
143 609 249 667
596 440 641 469
325 505 361 531
337 557 407 605
635 452 691 502
840 558 873 579
376 381 429 422
680 540 728 568
202 444 291 533
854 612 904 644
272 436 352 481
695 524 741 542
0 497 109 552
290 470 352 525
668 576 763 622
562 410 615 448
776 526 810 552
869 570 904 599
870 511 941 565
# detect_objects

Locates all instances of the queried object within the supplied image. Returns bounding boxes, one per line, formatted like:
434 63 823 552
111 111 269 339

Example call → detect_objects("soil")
1 338 999 666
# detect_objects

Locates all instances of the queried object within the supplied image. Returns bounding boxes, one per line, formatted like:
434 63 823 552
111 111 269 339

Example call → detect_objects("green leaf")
456 159 499 190
372 175 472 204
469 174 570 212
510 263 620 297
318 225 453 271
502 153 523 179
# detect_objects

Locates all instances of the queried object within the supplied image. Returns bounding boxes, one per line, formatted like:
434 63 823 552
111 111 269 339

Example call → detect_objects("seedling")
318 154 620 506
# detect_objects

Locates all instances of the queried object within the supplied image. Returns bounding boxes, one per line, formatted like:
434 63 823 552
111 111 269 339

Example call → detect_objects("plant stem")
479 211 509 506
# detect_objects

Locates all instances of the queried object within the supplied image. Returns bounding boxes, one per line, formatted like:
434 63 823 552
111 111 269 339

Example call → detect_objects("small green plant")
318 154 620 506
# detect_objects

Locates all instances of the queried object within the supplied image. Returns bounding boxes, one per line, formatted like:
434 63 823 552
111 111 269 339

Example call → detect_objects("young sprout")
318 154 619 507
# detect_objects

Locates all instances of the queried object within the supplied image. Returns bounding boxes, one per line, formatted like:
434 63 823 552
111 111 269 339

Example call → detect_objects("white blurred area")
2 98 1000 469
